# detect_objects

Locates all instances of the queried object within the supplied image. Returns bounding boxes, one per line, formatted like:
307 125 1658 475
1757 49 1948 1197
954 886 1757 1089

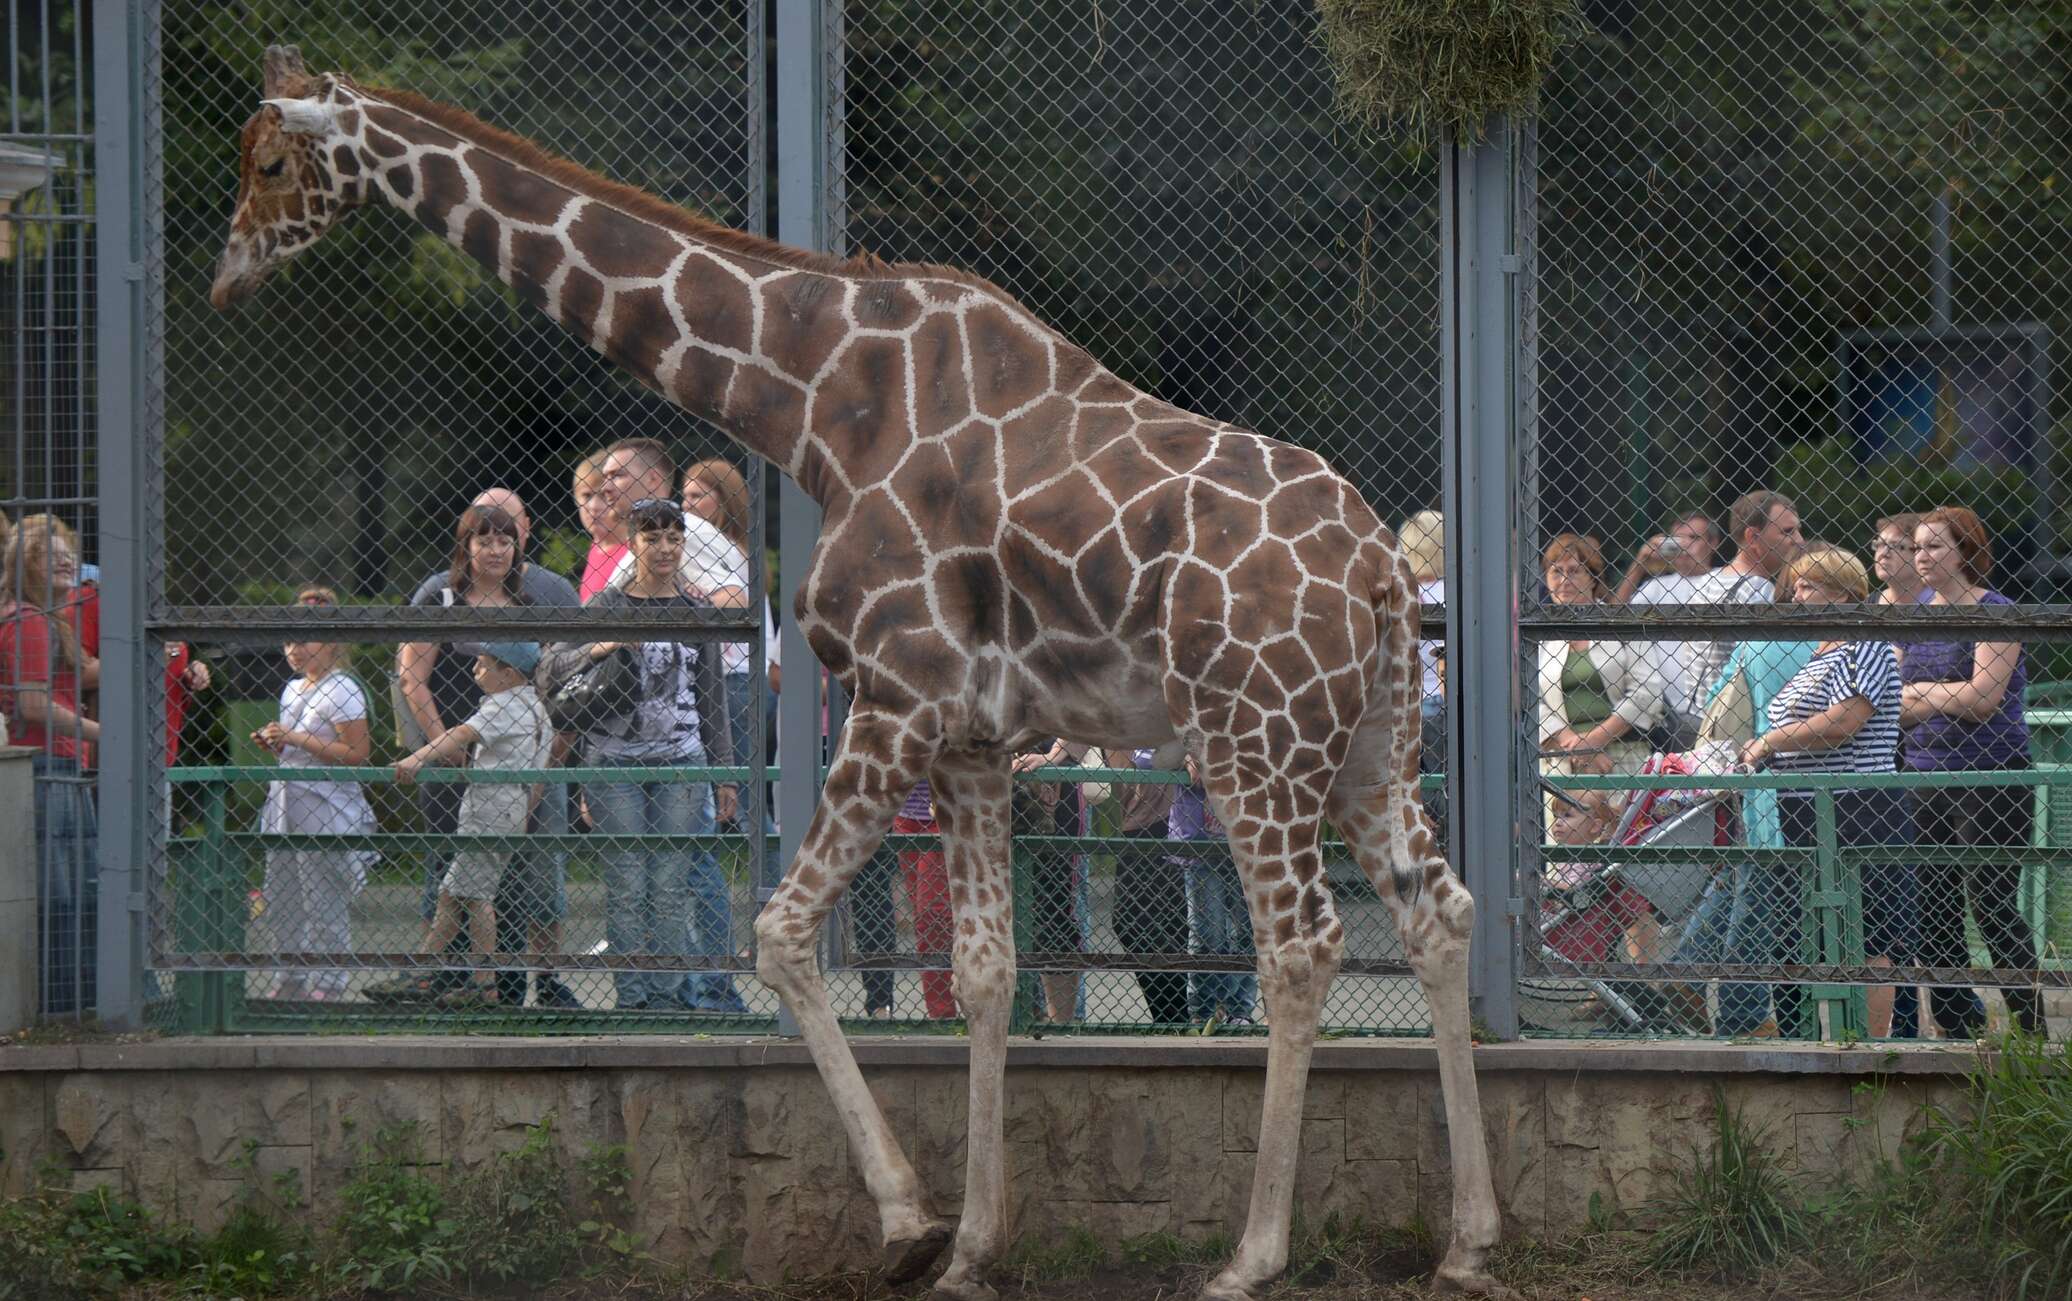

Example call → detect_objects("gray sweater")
540 588 732 769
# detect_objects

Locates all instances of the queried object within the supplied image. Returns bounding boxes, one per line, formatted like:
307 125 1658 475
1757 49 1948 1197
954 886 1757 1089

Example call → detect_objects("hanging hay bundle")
1316 0 1582 147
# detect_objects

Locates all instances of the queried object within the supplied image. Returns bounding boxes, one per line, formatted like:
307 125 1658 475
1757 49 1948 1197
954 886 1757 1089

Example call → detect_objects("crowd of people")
1511 491 2045 1038
0 471 2053 1033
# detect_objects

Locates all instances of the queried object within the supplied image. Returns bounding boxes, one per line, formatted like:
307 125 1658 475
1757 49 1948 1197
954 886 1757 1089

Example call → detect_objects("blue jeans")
1675 861 1791 1035
589 771 742 1011
724 673 779 890
35 755 98 1017
1184 851 1257 1021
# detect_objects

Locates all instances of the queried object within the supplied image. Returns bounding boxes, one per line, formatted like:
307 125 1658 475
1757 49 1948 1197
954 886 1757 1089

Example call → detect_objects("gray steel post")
1439 121 1527 1039
772 0 840 1037
90 0 155 1029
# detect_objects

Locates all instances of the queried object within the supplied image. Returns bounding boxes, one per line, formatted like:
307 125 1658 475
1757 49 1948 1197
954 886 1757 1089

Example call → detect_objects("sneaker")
436 984 498 1009
364 974 442 1004
537 977 582 1010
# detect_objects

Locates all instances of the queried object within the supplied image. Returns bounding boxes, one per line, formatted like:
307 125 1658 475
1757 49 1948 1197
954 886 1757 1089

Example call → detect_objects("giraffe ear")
262 96 336 137
261 44 311 99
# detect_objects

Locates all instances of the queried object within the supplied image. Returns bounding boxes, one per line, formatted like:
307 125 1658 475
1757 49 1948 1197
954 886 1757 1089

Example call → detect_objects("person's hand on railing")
1738 734 1774 772
394 753 427 785
717 784 738 824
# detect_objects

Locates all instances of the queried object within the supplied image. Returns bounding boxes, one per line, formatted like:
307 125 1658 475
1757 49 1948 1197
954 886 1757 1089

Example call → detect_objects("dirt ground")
538 1247 1988 1301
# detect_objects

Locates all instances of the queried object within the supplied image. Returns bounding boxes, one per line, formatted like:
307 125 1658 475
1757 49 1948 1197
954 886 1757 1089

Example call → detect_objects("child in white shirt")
371 642 550 1007
253 614 374 1000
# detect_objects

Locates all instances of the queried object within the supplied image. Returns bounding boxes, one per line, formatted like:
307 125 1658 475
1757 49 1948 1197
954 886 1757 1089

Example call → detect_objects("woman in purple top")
1900 506 2040 1036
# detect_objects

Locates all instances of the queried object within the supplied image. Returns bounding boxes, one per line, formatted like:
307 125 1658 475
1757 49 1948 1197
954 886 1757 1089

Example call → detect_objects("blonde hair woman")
1742 544 1914 1038
1399 510 1445 707
1 514 101 1014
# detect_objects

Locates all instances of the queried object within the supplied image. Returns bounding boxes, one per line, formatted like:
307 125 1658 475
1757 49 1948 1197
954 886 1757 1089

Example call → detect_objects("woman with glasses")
1872 515 1929 606
543 497 741 1013
1901 506 2040 1036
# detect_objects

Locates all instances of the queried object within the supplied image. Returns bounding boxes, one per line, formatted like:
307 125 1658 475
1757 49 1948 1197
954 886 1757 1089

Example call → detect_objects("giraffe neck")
347 91 854 503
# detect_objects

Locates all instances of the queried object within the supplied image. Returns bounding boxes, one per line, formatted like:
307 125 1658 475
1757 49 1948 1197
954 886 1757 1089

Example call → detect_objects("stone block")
0 1074 48 1196
1417 1072 1544 1239
70 1167 125 1197
1004 1070 1096 1203
307 1072 445 1222
1219 1071 1345 1153
51 1074 132 1169
1085 1074 1172 1202
1543 1073 1710 1232
1343 1074 1423 1162
618 1070 744 1275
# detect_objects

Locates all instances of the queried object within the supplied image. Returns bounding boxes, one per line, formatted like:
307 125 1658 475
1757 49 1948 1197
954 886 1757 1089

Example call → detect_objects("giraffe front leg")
927 753 1015 1301
752 712 951 1280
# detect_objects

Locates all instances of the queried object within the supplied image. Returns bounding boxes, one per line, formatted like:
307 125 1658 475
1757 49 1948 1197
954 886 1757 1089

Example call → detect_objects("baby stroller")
1527 752 1735 1031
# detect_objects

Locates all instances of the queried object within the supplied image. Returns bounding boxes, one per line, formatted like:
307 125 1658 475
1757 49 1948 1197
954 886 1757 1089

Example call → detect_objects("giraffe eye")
260 159 286 179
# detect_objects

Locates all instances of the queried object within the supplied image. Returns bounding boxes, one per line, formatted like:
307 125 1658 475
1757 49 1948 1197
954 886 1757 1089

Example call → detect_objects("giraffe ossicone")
209 44 1518 1301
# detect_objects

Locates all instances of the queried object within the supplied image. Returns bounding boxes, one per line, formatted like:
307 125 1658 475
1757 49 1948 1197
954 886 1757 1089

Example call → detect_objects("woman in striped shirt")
1741 544 1916 1037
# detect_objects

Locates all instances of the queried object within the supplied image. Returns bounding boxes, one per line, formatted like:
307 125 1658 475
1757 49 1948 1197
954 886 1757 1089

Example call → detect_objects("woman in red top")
1 514 100 1015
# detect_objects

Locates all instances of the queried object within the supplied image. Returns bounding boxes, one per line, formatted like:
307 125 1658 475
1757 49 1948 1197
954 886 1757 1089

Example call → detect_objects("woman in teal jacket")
1675 633 1813 1035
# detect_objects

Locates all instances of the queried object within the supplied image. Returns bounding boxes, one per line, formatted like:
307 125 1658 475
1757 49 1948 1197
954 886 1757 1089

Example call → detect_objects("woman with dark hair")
1902 506 2041 1036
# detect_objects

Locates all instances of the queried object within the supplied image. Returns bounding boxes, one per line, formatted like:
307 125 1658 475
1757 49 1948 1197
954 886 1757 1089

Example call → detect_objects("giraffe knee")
754 902 817 994
951 937 1014 1012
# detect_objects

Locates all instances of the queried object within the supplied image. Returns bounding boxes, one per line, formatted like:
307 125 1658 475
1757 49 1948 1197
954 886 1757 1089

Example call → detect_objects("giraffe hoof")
931 1272 998 1301
883 1221 954 1285
1432 1264 1521 1300
1199 1270 1259 1301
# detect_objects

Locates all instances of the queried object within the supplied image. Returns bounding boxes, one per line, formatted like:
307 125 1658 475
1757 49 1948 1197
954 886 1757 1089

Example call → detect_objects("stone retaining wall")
0 1037 1975 1280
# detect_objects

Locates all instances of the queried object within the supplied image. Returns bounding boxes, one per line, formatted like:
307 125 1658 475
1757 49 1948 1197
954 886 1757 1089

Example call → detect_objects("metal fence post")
772 0 842 1038
1440 118 1527 1039
91 0 156 1030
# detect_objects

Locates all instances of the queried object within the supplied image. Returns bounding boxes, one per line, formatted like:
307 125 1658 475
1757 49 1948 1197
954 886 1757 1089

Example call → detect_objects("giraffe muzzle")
208 246 269 311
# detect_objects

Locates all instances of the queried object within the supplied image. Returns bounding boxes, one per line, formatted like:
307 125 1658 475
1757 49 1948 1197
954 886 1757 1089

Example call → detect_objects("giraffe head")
209 45 366 310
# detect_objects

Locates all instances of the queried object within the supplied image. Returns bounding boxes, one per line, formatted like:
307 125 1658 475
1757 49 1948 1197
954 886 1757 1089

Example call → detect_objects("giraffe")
209 46 1516 1301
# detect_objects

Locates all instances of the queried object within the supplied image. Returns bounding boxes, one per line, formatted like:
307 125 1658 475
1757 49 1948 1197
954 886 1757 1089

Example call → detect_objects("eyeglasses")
1871 540 1917 554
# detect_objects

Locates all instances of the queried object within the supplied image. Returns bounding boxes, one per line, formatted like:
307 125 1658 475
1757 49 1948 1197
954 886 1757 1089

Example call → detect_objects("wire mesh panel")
3 0 100 1021
1524 1 2072 1039
831 0 1444 1032
148 3 781 1029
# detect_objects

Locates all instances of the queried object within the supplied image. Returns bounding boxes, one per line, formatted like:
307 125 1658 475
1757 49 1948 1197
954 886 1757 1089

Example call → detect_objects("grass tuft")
1644 1086 1812 1278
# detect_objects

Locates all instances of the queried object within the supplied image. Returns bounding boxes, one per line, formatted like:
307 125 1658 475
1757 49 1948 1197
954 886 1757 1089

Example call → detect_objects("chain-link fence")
20 0 2072 1040
1521 1 2072 1039
2 0 98 1021
123 0 1443 1035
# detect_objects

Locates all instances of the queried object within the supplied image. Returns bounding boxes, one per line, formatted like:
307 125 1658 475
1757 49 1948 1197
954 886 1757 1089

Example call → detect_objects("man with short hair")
599 438 750 607
1612 510 1725 734
408 487 581 1008
1684 490 1804 716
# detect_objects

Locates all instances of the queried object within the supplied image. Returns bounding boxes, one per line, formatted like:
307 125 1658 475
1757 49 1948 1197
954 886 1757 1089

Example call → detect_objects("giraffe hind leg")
1199 759 1344 1301
1328 720 1518 1300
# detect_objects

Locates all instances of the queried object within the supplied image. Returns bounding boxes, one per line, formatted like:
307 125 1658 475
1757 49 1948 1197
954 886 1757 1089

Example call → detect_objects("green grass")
1644 1086 1813 1277
1919 1033 2072 1301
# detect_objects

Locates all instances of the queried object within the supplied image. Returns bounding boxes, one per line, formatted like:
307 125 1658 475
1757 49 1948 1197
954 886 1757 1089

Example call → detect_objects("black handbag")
544 645 638 735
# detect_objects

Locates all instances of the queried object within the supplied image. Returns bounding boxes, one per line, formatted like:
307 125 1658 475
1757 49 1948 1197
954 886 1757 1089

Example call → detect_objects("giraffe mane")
353 79 1002 295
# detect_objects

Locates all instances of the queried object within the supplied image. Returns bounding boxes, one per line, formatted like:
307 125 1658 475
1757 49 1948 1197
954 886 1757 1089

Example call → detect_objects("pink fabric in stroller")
1542 752 1732 964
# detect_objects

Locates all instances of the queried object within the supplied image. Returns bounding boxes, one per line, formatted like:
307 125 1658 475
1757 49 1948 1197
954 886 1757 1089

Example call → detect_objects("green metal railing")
160 765 1447 1036
1541 766 2072 1039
